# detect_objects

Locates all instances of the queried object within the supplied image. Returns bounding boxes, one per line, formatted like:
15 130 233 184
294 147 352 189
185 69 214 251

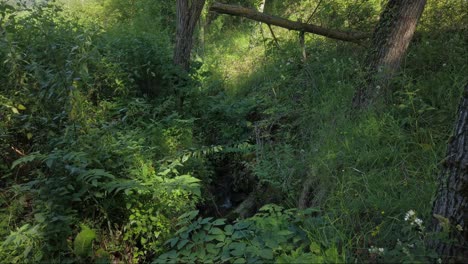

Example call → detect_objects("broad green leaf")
233 221 250 230
74 224 96 257
325 246 339 261
230 242 246 257
166 237 179 248
11 152 44 169
233 258 246 264
201 217 214 224
209 227 224 235
205 235 216 242
310 242 321 254
196 248 206 259
259 249 274 260
224 225 234 235
177 239 189 250
214 233 226 242
206 243 219 254
212 219 226 226
160 169 171 176
178 210 199 221
277 230 294 236
181 154 190 163
23 245 32 258
192 231 206 242
232 231 248 240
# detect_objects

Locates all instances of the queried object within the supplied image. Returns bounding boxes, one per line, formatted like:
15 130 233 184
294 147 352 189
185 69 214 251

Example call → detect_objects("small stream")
197 160 256 219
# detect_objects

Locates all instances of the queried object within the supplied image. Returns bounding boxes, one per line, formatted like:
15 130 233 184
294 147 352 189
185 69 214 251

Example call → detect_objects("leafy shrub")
156 205 345 264
0 224 44 263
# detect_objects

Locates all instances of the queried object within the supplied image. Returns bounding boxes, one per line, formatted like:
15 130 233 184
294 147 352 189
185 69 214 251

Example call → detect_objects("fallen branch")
210 2 371 43
11 146 25 156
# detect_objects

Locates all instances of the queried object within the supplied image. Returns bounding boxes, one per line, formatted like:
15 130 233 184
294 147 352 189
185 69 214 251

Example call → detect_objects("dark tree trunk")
431 83 468 262
352 0 426 109
174 0 206 71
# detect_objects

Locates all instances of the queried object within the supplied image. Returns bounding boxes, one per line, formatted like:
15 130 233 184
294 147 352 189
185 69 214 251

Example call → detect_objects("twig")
267 24 281 49
306 0 323 24
10 146 25 156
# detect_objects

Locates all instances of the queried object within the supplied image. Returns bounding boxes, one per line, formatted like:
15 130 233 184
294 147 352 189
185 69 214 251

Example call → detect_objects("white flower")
369 246 385 255
404 210 425 229
405 210 416 221
414 218 423 227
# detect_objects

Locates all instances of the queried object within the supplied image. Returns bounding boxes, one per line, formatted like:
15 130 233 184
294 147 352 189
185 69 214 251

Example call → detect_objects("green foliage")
0 224 43 264
201 1 466 262
0 1 205 262
155 205 344 263
95 248 112 264
5 103 206 261
74 224 97 258
0 0 467 263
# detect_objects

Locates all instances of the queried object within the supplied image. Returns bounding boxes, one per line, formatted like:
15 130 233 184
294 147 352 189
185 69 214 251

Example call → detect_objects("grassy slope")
201 5 467 258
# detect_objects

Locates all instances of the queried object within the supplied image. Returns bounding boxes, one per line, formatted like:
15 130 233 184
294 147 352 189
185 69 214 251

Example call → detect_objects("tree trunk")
298 178 313 209
174 0 206 71
209 2 370 43
431 83 468 262
352 0 426 109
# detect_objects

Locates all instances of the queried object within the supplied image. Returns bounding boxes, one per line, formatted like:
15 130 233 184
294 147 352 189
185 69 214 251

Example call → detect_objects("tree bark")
174 0 206 71
209 2 370 43
431 83 468 262
298 177 314 209
352 0 427 109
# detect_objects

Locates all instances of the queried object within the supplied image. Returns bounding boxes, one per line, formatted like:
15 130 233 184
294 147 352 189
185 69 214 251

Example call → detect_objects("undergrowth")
0 0 467 263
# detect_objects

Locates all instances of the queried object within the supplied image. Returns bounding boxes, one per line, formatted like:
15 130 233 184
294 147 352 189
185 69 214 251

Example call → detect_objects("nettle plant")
155 205 345 264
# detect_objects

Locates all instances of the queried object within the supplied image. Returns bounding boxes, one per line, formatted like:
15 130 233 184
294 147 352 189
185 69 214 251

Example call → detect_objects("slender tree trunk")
431 83 468 262
352 0 426 109
258 0 265 13
174 0 206 71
